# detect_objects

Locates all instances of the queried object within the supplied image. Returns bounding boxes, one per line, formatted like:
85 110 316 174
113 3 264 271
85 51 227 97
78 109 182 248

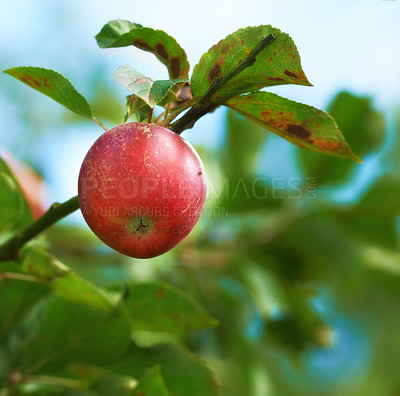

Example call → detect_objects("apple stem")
148 108 154 123
0 196 80 261
170 34 275 134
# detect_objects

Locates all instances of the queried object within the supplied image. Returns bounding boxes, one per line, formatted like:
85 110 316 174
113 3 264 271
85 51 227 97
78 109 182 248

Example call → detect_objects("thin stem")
154 110 166 124
158 99 196 127
22 375 87 389
170 34 275 134
91 117 108 131
164 102 172 119
0 196 80 261
0 272 43 283
148 108 154 123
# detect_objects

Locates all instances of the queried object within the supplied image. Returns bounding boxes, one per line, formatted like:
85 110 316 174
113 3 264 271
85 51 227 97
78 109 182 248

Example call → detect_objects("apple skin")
78 122 207 259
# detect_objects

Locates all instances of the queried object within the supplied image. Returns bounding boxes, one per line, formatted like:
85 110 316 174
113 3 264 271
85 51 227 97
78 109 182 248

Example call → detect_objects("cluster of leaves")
5 19 360 161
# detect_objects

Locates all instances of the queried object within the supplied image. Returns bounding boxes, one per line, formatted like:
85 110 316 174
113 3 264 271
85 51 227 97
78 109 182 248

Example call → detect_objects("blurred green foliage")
1 89 400 396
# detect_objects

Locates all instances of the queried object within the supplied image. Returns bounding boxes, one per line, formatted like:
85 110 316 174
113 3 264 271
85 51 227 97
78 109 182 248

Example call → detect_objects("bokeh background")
1 0 400 395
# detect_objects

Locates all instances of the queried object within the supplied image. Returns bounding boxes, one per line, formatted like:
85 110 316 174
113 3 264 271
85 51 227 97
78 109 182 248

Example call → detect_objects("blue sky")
0 0 399 207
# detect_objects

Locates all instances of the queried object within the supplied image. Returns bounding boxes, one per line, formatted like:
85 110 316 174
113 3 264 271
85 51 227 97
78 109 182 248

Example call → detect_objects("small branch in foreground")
0 196 80 261
21 375 87 389
170 34 275 134
0 272 43 283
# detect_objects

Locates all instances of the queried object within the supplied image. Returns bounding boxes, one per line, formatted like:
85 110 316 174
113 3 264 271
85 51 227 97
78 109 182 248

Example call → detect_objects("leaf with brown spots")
298 91 384 184
96 20 190 79
226 92 362 162
121 282 218 333
3 67 93 119
114 65 188 109
133 366 169 396
191 25 311 102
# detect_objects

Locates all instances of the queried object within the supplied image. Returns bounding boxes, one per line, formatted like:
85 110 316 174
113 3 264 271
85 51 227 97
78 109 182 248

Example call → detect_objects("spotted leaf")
96 19 190 79
3 67 93 119
191 25 311 102
226 92 362 162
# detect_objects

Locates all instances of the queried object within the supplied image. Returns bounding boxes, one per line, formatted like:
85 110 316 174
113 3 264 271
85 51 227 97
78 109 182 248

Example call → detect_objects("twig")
0 272 43 283
0 196 80 261
22 374 87 389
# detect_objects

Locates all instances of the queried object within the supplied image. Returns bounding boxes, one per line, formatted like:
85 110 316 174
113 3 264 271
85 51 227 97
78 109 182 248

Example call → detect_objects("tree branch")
170 34 275 134
0 196 80 261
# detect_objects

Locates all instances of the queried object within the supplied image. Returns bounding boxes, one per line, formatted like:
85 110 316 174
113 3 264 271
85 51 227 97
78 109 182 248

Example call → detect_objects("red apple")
78 122 207 258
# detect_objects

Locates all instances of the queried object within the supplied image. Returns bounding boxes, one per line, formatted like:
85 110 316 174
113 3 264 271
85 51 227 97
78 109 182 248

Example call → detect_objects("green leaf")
152 80 188 107
114 65 188 108
122 282 218 333
0 173 26 233
0 261 48 341
124 94 150 122
95 20 144 47
226 92 362 162
22 247 114 311
341 176 400 249
298 91 385 184
22 247 70 280
82 368 138 396
191 25 311 102
114 66 153 106
0 345 10 385
15 296 131 373
96 20 190 79
51 272 114 311
0 156 32 236
111 344 222 396
4 67 93 119
133 366 169 396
